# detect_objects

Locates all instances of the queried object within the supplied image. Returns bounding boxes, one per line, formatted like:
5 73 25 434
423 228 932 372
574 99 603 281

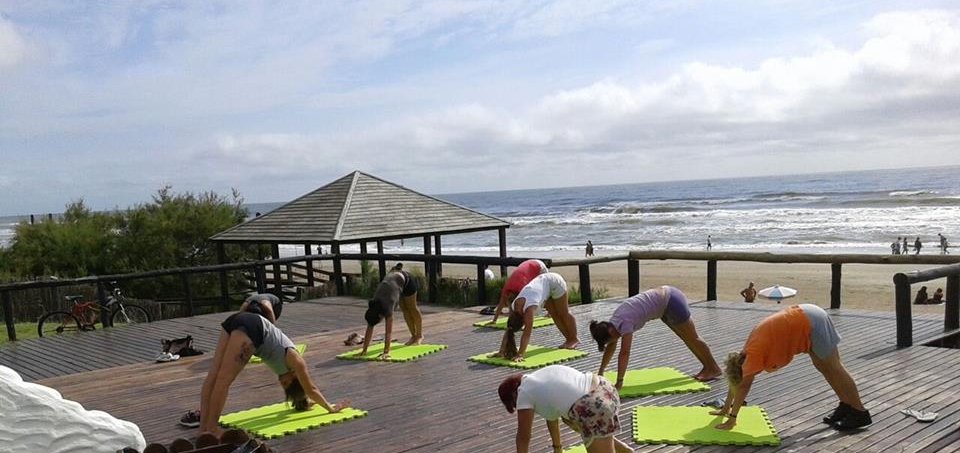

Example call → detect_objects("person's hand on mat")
511 355 524 363
714 418 737 430
328 400 350 413
614 380 623 391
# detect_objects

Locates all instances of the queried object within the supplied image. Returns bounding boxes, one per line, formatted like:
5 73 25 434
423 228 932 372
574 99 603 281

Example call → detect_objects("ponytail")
502 311 523 360
724 352 745 385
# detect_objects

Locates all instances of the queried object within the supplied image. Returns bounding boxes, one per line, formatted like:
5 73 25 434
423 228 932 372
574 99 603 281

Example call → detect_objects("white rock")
0 366 146 453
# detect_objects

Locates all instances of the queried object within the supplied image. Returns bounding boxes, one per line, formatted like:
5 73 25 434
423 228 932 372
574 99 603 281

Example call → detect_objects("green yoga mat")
473 316 555 329
467 345 587 369
563 445 587 453
603 367 710 398
219 402 366 439
337 342 447 362
633 406 779 446
250 344 306 364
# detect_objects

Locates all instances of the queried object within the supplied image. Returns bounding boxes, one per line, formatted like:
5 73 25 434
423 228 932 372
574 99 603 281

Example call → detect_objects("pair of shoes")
479 306 497 315
156 352 180 363
833 408 872 430
343 333 361 346
823 402 852 425
178 410 200 428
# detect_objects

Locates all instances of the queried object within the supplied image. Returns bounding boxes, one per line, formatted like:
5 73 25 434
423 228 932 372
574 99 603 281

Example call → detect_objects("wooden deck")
4 299 960 452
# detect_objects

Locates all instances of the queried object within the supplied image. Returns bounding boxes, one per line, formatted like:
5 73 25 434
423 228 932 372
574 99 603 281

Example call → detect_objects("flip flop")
479 306 497 315
901 408 937 422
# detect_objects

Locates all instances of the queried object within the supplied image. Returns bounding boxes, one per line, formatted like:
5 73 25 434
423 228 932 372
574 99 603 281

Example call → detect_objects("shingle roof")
210 171 510 243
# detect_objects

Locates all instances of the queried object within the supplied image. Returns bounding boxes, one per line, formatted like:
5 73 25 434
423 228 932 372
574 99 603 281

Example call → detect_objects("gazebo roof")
210 171 510 243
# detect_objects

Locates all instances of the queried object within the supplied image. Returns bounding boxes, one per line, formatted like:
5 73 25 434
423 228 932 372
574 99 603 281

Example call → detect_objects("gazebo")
210 171 511 295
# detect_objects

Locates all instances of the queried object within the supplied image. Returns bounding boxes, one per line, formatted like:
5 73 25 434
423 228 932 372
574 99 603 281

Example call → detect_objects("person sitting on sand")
932 288 944 304
488 259 548 324
740 282 757 303
498 365 634 453
358 264 422 360
495 272 580 361
589 286 722 384
914 286 930 305
712 304 871 431
240 293 282 323
197 311 347 435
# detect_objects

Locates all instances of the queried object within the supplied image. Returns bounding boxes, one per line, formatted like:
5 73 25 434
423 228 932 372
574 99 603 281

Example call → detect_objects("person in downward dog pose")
359 264 422 360
589 286 721 386
488 259 548 324
495 272 580 362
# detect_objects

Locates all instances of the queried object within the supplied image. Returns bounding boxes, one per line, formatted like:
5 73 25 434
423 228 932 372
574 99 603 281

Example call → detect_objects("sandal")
343 333 362 346
901 408 937 423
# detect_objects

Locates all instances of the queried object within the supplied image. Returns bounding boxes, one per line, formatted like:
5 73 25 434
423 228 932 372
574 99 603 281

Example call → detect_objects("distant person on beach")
740 282 757 303
487 259 548 325
914 286 929 305
707 235 713 251
484 267 496 281
891 241 898 255
497 365 634 453
495 272 580 361
940 233 949 254
586 240 595 257
194 311 348 434
714 304 871 431
902 237 909 255
895 237 902 255
358 264 422 360
590 286 722 384
914 237 922 255
932 288 944 304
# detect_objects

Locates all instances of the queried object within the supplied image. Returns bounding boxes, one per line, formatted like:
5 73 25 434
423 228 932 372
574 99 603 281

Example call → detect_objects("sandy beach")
352 250 954 315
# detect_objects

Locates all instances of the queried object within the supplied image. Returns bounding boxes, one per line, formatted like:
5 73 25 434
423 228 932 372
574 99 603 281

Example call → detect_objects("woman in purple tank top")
589 286 721 388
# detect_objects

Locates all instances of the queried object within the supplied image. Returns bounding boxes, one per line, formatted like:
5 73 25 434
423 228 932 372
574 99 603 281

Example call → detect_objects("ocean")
2 166 958 255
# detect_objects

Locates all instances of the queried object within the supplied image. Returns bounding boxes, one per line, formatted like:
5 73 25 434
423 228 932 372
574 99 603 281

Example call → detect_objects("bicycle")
37 285 151 337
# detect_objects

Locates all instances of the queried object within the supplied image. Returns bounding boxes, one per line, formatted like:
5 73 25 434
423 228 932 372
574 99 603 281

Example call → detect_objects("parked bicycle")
37 285 151 337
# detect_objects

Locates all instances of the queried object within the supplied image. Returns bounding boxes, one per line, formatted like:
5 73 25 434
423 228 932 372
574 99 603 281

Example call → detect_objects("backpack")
161 335 204 357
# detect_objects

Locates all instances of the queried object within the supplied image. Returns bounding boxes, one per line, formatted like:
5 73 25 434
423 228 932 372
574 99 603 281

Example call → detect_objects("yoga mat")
563 445 586 453
467 345 586 369
250 344 305 364
603 367 710 398
473 316 555 329
337 342 447 362
219 402 366 439
633 406 779 446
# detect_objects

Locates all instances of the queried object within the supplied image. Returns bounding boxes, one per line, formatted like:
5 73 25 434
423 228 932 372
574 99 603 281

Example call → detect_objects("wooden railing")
893 263 960 348
2 250 958 342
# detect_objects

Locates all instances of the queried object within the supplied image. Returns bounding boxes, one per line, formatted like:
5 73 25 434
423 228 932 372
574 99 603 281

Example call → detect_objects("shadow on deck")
3 299 960 453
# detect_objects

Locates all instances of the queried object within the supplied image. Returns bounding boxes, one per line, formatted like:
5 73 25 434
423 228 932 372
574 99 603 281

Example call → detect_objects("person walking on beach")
497 365 634 453
902 237 910 255
589 286 722 384
487 259 548 325
890 240 898 255
495 272 580 361
712 304 871 431
358 263 422 360
194 311 348 435
740 283 757 303
586 240 595 257
940 233 949 254
706 235 713 251
914 237 922 255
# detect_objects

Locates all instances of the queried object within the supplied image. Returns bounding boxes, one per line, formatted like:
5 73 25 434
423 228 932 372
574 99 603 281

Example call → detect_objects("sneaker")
156 352 180 363
178 410 201 428
833 408 872 430
823 402 852 425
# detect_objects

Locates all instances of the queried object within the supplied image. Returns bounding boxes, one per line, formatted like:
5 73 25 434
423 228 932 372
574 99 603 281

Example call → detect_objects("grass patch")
0 321 39 345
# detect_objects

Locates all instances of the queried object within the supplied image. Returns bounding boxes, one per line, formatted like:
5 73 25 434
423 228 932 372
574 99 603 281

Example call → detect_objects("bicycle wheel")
110 305 151 327
37 311 81 337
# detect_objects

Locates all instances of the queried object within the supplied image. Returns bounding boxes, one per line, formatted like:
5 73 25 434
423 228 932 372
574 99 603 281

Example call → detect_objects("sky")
1 1 960 216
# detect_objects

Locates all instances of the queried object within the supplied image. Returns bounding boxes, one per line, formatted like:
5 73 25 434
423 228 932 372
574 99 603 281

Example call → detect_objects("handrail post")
830 263 842 309
579 264 593 304
377 240 386 281
2 291 15 341
477 264 487 305
332 243 344 296
427 259 438 305
894 273 912 348
304 243 315 287
946 274 960 332
627 259 640 296
255 265 267 293
97 281 111 327
217 242 230 311
182 273 195 317
272 244 283 299
706 260 717 301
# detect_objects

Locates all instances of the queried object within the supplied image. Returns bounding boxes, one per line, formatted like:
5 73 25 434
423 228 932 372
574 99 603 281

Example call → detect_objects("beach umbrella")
758 285 797 304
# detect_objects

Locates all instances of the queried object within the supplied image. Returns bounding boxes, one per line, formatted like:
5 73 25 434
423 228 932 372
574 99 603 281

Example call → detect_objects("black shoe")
834 408 872 430
823 402 852 425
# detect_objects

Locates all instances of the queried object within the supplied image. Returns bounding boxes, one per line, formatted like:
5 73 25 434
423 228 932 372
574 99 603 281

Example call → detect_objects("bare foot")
560 339 580 350
404 336 423 346
694 368 722 382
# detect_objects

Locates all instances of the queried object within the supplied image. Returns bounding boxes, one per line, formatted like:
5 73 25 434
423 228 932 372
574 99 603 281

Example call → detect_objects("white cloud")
0 16 28 68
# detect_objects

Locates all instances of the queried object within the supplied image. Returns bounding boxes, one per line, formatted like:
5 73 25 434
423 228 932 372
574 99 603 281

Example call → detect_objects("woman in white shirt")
498 365 633 453
495 272 580 362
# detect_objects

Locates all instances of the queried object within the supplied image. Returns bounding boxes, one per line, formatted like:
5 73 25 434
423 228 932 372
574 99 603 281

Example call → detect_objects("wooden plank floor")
6 299 960 452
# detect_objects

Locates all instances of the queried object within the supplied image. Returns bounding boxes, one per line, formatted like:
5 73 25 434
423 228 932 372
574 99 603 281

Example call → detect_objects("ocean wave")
889 190 938 197
838 197 960 208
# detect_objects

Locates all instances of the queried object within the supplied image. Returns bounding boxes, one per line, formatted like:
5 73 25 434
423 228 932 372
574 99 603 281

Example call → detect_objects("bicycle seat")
65 295 85 302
